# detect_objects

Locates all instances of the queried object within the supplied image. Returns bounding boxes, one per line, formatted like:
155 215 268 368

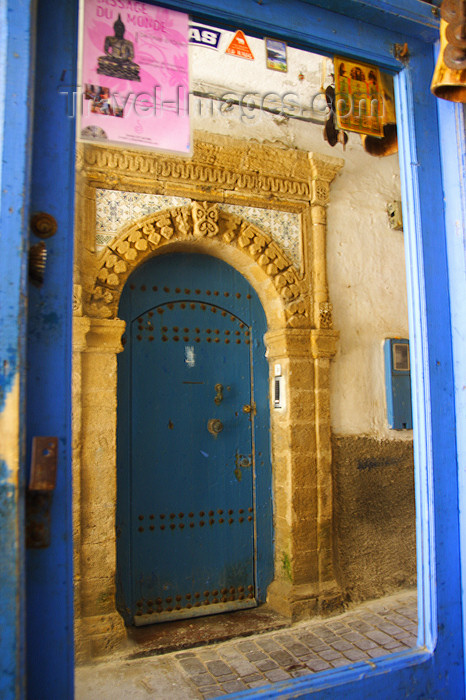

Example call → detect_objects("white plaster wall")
189 27 410 438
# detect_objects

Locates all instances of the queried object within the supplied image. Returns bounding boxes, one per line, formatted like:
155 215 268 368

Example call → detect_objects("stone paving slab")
76 589 418 699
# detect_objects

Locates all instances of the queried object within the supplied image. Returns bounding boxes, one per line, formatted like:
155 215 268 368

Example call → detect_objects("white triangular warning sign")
225 30 254 60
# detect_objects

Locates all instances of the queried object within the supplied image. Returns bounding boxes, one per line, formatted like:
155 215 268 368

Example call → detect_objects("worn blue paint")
384 339 413 430
0 0 34 697
25 0 78 697
117 254 273 625
0 464 20 699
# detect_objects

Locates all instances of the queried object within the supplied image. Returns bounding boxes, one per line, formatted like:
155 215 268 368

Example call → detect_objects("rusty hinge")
26 437 58 549
29 437 58 490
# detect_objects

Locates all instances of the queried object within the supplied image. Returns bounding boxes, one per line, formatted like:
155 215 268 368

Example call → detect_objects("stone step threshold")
126 604 291 659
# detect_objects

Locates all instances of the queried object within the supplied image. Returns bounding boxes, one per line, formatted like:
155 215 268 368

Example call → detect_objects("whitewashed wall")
189 26 409 438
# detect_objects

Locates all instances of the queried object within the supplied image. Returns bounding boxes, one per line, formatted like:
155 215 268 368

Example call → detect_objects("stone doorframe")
73 133 343 660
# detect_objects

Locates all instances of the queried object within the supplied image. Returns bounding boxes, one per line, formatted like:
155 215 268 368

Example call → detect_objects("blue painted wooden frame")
0 1 33 697
436 98 466 689
0 0 461 698
25 1 78 698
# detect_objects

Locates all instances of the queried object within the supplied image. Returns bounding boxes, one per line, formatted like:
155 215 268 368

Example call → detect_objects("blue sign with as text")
189 24 221 50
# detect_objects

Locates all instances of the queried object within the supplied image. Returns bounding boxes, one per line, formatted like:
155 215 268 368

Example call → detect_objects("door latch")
214 383 224 405
242 403 256 416
234 453 252 482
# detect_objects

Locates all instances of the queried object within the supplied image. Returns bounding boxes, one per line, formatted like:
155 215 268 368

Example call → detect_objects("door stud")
207 418 224 436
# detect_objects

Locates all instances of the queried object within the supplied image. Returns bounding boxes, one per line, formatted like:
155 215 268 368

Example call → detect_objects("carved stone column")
306 154 343 612
308 153 344 330
264 323 341 617
265 328 321 619
77 317 127 659
311 329 340 604
72 288 91 662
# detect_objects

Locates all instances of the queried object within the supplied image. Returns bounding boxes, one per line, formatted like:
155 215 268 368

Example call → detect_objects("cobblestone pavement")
76 589 417 699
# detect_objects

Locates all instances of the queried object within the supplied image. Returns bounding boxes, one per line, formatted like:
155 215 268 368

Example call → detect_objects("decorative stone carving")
192 201 219 237
312 180 330 207
78 140 311 202
309 152 344 207
308 152 345 184
73 284 83 316
87 203 309 329
319 301 333 329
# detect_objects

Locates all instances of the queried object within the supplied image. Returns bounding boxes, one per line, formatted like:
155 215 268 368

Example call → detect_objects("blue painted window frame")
2 0 463 697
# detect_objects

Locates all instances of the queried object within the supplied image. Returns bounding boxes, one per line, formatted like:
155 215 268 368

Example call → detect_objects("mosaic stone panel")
95 189 301 266
221 203 301 267
95 190 190 249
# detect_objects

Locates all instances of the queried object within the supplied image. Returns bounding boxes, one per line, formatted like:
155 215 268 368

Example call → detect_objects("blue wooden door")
117 253 272 626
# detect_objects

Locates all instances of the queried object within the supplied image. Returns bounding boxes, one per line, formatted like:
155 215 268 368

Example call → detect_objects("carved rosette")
87 203 309 329
311 180 330 207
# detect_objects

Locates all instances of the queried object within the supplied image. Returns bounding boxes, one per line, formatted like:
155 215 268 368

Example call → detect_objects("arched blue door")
117 253 273 626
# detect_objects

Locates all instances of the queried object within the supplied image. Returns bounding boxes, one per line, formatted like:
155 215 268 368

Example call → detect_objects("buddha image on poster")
334 57 383 138
78 0 190 153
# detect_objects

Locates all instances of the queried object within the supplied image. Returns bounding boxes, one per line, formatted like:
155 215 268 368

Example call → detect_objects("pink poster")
78 0 190 153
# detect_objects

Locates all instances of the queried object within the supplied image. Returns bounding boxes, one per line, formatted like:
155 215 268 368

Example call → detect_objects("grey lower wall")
332 435 416 602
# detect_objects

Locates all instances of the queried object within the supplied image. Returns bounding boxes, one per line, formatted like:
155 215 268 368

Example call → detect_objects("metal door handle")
207 419 224 435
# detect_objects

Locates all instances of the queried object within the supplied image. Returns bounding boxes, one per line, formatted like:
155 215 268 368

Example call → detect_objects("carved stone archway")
88 201 309 330
73 136 343 660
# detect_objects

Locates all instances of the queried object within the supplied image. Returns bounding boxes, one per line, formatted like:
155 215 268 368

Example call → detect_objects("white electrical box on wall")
273 364 284 409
